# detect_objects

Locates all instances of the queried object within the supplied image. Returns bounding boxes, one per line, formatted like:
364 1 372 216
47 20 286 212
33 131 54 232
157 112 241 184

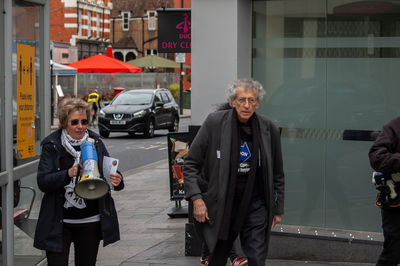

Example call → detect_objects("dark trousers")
376 208 400 266
210 199 269 266
46 222 101 266
201 241 239 262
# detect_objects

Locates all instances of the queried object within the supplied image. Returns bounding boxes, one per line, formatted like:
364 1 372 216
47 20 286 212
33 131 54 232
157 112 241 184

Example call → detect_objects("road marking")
143 145 161 150
158 147 167 150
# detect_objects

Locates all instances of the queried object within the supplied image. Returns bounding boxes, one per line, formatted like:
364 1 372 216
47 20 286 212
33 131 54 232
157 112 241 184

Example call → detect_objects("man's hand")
271 214 282 228
193 198 209 223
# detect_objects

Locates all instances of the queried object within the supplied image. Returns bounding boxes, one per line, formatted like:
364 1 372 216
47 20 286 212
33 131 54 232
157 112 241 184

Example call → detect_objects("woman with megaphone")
34 97 124 266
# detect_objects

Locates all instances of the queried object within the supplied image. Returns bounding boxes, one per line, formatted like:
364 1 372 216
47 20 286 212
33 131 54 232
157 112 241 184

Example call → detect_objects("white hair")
226 78 265 106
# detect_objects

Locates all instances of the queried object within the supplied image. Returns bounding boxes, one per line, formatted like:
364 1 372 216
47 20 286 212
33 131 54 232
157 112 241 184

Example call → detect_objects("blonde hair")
58 97 91 129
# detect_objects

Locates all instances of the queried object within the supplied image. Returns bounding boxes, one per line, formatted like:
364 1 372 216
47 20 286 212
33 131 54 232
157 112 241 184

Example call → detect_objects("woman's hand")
68 164 80 178
110 173 122 187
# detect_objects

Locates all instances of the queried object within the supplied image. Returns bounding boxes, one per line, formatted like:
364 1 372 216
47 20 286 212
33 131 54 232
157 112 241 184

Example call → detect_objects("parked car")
98 88 179 138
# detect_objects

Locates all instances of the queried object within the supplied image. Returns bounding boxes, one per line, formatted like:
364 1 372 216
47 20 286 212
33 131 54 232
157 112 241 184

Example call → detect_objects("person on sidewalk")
33 97 124 266
184 78 285 266
201 241 248 266
199 102 248 266
369 116 400 266
87 88 101 127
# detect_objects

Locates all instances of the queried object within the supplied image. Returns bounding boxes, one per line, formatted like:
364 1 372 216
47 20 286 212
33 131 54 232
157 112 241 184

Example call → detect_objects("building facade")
50 0 113 62
110 0 173 62
192 0 400 233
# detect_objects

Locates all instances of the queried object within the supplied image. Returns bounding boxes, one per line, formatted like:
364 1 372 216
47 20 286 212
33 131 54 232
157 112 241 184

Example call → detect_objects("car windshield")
111 92 153 105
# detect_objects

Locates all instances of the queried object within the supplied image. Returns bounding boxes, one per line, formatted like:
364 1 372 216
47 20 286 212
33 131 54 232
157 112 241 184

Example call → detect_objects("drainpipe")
102 7 105 38
112 15 115 45
77 1 80 34
179 0 184 114
142 17 145 56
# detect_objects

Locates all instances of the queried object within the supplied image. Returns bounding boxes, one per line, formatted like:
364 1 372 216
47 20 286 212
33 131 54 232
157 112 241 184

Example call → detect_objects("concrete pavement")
90 159 377 266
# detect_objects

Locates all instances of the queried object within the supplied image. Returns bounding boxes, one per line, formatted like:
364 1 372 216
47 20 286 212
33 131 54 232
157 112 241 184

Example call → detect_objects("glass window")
122 12 129 31
78 9 82 36
252 0 400 232
88 11 92 37
111 92 153 105
154 93 162 104
0 0 4 172
12 1 45 264
12 1 41 167
148 11 156 31
96 13 100 38
160 92 171 103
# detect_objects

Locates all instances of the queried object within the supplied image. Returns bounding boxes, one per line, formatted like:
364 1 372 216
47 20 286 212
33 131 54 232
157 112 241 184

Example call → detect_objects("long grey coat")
183 109 285 253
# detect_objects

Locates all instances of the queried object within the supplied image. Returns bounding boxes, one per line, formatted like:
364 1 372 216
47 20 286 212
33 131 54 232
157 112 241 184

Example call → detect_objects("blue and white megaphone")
74 138 109 200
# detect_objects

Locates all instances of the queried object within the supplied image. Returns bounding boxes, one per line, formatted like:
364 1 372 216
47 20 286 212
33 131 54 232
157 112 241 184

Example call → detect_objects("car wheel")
99 130 110 138
144 119 155 138
168 117 179 132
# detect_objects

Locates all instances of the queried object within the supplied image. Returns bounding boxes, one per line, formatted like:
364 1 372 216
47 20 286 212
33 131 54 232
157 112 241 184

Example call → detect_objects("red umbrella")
68 54 141 73
106 46 113 58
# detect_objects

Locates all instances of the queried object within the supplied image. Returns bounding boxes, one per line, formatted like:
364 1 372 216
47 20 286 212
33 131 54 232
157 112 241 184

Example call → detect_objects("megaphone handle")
75 164 82 184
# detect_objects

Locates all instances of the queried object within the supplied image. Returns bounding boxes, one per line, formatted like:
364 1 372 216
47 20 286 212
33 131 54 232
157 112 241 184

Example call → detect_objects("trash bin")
183 90 191 109
113 87 126 97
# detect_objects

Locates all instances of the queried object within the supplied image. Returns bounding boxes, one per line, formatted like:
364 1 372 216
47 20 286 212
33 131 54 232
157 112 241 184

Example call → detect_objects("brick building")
110 0 173 63
50 0 113 63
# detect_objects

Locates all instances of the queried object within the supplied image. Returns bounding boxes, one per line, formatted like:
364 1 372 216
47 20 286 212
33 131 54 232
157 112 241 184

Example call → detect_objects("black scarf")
218 109 261 240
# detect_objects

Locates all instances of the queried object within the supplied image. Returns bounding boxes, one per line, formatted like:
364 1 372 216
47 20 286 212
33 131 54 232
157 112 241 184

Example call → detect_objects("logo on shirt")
240 142 251 162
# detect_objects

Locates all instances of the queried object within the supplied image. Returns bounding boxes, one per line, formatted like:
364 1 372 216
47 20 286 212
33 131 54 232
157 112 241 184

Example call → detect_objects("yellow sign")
16 43 35 159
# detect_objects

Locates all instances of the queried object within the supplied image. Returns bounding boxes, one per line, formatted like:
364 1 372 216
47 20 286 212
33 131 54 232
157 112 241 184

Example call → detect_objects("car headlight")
99 109 106 117
133 110 147 118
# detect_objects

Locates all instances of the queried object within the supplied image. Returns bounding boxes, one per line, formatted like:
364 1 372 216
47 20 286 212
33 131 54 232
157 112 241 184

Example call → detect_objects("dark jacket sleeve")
183 115 211 201
271 123 285 215
37 144 70 193
369 120 400 173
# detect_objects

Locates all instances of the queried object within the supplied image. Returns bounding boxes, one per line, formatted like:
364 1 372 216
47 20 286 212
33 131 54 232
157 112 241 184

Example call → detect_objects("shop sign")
158 9 191 53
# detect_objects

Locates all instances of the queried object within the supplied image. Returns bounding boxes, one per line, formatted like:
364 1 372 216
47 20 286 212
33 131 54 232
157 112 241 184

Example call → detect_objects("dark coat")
33 129 124 252
183 109 285 253
369 117 400 173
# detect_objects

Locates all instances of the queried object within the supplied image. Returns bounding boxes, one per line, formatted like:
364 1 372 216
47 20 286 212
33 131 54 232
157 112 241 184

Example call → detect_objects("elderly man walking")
184 78 285 266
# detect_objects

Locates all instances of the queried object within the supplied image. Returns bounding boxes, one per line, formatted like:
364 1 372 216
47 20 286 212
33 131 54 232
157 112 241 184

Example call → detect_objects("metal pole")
50 60 54 125
179 63 183 115
179 0 184 115
3 0 14 264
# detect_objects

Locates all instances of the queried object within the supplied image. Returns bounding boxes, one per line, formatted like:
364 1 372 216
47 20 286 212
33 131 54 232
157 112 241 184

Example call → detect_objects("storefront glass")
11 0 45 264
12 1 42 166
0 0 4 173
253 0 400 232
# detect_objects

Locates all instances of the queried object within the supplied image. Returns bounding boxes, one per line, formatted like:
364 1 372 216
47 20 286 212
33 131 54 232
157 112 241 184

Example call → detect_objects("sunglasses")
70 119 89 126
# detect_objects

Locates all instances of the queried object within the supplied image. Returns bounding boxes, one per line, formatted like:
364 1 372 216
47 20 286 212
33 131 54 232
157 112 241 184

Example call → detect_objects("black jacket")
33 129 124 252
183 109 285 253
369 117 400 173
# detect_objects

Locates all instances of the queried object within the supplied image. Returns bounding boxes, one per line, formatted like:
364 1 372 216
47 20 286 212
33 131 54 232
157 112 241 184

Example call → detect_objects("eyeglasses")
70 119 89 126
236 97 258 105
